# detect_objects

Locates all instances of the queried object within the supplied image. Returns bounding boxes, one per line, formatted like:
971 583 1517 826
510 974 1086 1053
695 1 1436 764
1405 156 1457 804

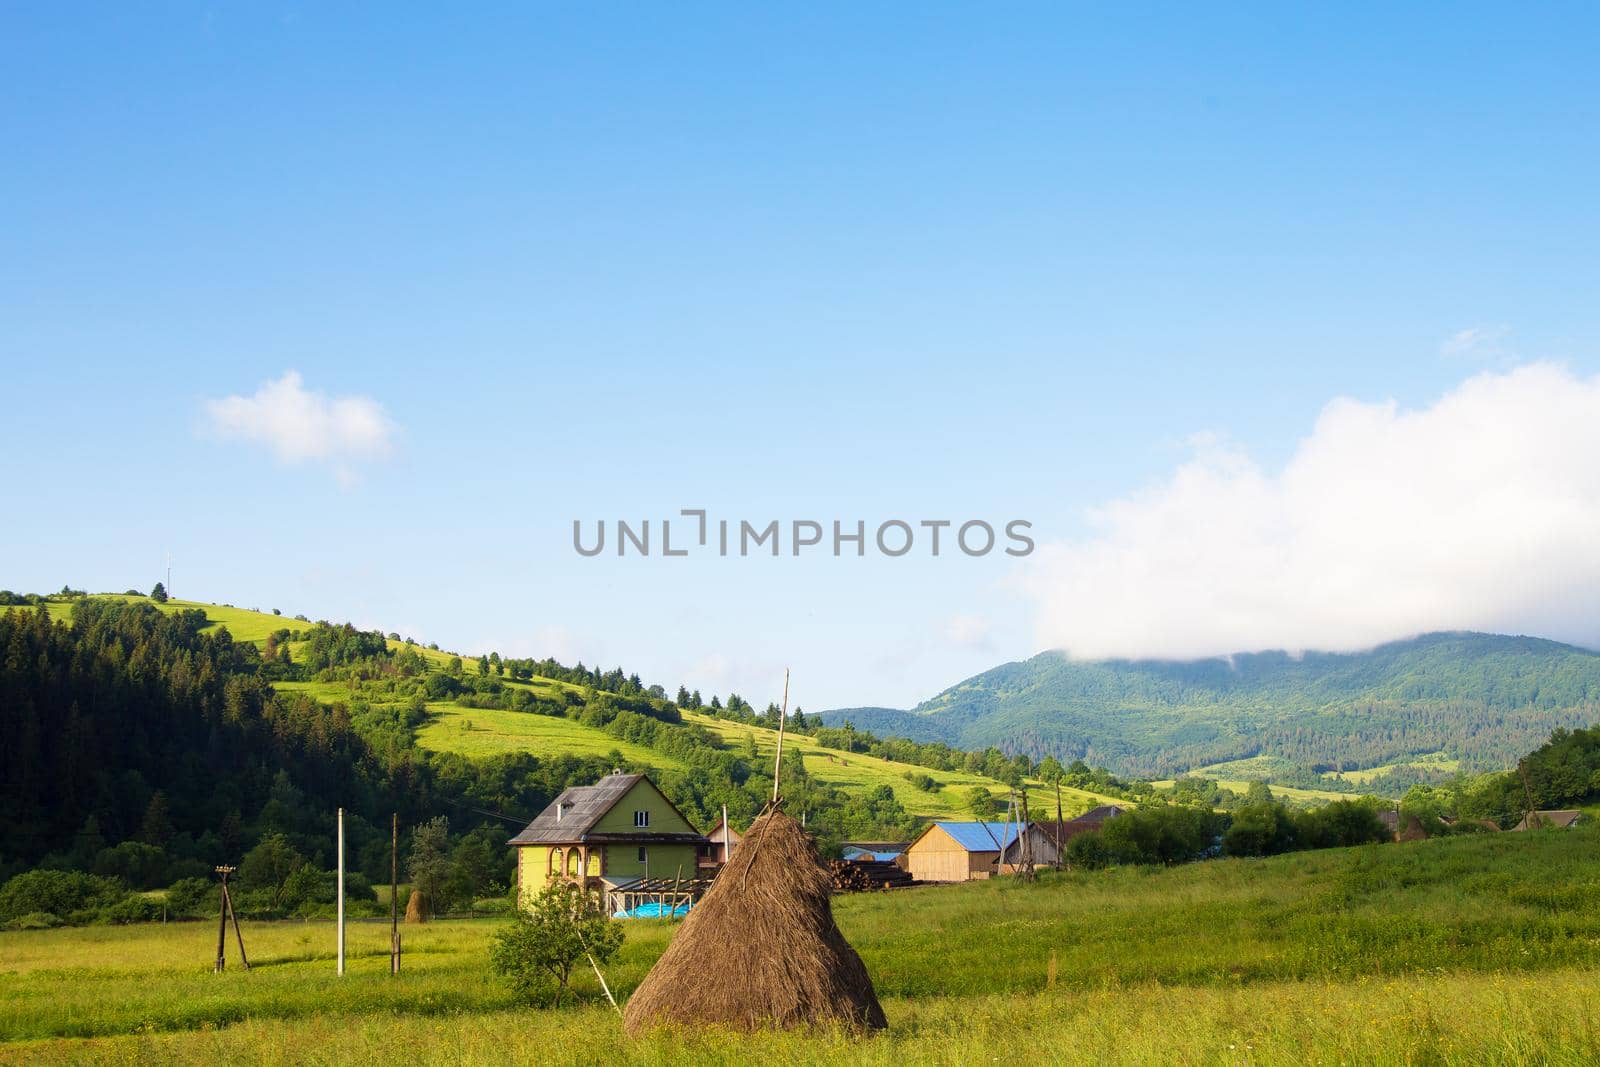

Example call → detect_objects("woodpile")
828 859 915 893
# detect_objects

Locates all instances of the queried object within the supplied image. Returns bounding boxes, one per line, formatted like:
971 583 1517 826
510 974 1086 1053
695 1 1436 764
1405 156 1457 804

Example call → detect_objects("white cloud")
202 371 396 479
1440 325 1511 359
1022 363 1600 660
943 613 995 651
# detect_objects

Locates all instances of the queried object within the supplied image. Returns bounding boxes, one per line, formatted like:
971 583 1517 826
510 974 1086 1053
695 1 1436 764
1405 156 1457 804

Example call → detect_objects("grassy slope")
1150 777 1354 805
4 826 1599 1064
41 596 1089 822
414 705 682 768
18 595 301 645
686 711 1126 818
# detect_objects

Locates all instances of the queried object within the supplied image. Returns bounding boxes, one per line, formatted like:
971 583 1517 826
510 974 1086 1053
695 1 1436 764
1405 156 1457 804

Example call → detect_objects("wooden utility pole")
213 865 247 972
772 668 790 805
390 812 401 975
1054 779 1065 868
1518 760 1541 829
214 866 230 973
1018 790 1036 882
336 807 346 977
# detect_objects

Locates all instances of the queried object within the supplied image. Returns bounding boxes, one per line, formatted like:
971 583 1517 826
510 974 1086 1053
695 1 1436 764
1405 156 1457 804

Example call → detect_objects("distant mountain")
823 633 1600 780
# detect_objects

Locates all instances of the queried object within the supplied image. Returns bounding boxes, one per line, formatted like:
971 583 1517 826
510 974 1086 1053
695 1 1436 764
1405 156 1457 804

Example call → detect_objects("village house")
697 813 743 872
509 771 708 906
1030 804 1126 852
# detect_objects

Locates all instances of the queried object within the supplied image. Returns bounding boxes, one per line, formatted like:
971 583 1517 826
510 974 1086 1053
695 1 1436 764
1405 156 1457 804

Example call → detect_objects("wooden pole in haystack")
772 668 790 805
390 812 401 975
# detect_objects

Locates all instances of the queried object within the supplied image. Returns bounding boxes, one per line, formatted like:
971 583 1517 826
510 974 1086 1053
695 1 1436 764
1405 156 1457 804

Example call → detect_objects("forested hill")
0 592 1095 907
823 633 1600 781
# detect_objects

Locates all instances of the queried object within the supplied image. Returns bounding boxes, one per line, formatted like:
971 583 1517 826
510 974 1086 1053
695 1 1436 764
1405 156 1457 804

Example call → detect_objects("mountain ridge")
822 631 1600 780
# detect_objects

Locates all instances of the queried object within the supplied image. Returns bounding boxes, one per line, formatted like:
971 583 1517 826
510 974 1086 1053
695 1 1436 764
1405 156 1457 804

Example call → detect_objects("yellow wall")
590 779 698 835
516 844 601 905
515 779 703 905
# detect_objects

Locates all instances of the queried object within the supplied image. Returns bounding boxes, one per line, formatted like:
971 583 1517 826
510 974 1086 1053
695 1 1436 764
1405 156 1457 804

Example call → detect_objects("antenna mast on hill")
771 668 790 805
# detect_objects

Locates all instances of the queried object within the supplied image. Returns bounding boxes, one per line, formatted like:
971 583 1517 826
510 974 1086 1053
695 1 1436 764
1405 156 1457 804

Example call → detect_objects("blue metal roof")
932 821 1026 852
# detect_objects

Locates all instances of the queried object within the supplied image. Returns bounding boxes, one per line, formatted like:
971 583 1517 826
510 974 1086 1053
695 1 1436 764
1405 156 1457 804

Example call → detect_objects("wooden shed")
902 821 1025 882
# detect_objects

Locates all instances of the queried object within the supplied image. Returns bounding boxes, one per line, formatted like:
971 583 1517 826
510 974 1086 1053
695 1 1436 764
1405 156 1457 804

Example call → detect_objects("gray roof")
508 772 708 846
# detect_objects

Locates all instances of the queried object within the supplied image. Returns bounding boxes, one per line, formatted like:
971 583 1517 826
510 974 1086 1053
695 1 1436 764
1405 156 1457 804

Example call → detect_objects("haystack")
622 807 887 1035
404 888 427 923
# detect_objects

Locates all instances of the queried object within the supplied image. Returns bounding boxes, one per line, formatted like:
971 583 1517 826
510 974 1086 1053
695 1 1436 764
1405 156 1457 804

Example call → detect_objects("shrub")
0 869 126 923
489 882 624 1006
164 877 218 917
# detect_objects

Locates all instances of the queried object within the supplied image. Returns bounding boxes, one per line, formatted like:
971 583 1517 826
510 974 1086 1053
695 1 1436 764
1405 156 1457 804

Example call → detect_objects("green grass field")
416 705 683 768
1153 775 1354 805
1324 752 1462 785
4 826 1598 1064
683 711 1124 819
15 596 302 645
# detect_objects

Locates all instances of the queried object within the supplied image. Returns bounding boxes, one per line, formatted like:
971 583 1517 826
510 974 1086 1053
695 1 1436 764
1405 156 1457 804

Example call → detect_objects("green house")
509 771 707 906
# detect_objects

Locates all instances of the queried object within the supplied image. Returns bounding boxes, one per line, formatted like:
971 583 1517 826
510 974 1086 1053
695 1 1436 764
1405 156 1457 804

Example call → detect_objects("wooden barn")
902 821 1032 882
509 771 708 907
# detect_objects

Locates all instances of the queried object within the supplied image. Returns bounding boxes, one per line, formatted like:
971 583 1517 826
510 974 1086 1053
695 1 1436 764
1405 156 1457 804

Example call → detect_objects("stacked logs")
827 859 915 893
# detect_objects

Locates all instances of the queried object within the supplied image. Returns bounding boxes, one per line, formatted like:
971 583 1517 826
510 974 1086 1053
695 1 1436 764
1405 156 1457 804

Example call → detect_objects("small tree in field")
149 582 168 603
490 882 623 1006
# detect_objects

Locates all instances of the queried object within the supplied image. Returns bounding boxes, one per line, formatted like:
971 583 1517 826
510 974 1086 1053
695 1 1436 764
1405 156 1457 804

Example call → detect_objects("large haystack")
622 808 887 1035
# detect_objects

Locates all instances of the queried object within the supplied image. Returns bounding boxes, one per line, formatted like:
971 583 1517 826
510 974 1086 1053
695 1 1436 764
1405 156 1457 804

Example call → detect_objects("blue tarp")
843 849 902 862
613 901 691 919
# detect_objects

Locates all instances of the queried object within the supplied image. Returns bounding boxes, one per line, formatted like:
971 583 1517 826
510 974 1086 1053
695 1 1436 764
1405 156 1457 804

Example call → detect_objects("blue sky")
5 5 1600 710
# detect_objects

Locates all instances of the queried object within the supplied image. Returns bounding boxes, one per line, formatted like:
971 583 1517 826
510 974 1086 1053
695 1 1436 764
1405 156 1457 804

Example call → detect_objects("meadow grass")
4 826 1598 1064
1155 775 1355 805
17 597 297 646
415 705 683 767
682 710 1125 819
1325 752 1462 786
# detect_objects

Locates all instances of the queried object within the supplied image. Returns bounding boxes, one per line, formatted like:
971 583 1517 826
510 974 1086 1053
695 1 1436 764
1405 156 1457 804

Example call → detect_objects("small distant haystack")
622 808 887 1036
405 889 427 923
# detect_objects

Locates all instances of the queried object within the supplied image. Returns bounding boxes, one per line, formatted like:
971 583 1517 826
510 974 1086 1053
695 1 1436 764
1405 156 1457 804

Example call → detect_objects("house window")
637 846 647 862
634 810 649 828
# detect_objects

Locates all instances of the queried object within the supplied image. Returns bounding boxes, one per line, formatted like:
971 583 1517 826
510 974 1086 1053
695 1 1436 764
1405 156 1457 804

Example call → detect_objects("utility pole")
1518 760 1541 829
214 866 231 973
336 807 346 977
213 865 247 972
390 813 401 975
1018 790 1036 882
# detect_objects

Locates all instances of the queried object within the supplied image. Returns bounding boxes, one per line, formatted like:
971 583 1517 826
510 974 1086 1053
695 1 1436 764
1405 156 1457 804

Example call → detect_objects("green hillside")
19 594 304 645
824 632 1600 785
2 592 1122 891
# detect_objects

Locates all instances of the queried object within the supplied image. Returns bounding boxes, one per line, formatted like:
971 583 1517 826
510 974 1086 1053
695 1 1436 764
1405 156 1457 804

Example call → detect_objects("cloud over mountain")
1024 363 1600 660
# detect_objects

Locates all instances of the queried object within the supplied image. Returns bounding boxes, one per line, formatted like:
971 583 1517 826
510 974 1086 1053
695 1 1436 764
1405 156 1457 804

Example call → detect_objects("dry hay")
404 888 427 923
622 808 887 1036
